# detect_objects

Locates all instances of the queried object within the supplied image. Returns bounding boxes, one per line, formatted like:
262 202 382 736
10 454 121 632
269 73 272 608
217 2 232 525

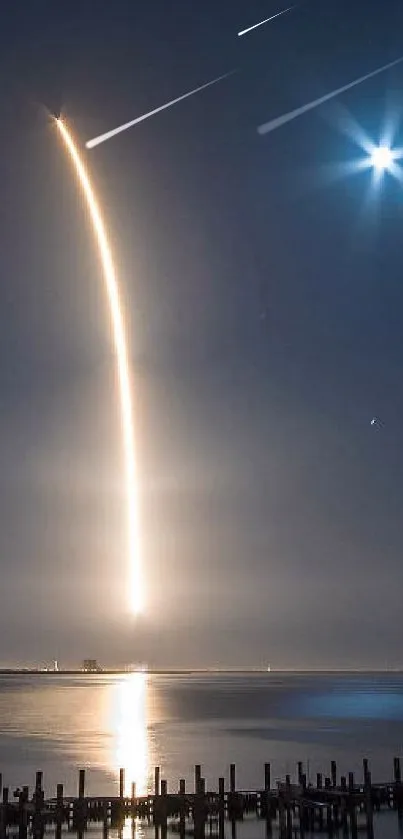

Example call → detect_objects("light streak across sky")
257 55 403 135
55 118 142 614
86 71 235 148
238 6 295 37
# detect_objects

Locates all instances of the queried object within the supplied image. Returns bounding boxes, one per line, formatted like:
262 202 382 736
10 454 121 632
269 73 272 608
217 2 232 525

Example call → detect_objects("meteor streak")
258 55 403 135
238 6 295 37
55 118 142 614
86 71 235 148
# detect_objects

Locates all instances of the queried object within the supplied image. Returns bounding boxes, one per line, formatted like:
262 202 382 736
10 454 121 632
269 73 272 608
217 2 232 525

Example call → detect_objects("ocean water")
1 672 403 837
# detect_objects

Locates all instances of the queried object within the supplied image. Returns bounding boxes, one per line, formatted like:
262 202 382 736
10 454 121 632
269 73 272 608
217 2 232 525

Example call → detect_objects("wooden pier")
2 757 403 837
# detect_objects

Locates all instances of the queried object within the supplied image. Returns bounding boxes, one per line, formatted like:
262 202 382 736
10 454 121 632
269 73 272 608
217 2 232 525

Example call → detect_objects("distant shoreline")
0 668 402 675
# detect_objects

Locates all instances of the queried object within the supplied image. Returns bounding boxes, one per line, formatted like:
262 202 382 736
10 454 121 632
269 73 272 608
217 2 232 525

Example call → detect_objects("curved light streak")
55 118 142 613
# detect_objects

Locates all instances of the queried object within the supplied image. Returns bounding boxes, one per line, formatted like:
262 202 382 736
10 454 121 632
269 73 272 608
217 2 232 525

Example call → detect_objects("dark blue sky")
1 0 403 668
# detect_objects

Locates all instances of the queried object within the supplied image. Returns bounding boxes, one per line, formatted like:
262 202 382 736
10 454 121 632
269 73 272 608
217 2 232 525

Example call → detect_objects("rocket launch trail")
238 6 295 38
55 118 142 615
258 55 403 136
86 71 235 148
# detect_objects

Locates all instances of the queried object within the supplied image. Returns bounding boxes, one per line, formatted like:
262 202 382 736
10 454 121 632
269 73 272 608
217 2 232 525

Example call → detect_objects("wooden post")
331 761 337 788
363 758 369 785
394 757 403 812
195 765 201 794
194 776 206 836
78 770 85 799
55 783 63 838
282 775 291 836
179 778 186 829
160 781 167 827
340 779 348 836
218 777 225 805
263 765 272 833
218 777 225 837
2 786 8 835
364 770 374 838
178 779 186 834
75 769 86 827
34 772 43 815
119 768 125 800
154 767 160 797
297 762 303 785
56 784 63 812
285 776 292 837
263 763 271 820
218 813 224 839
18 788 26 832
0 788 8 839
230 764 236 794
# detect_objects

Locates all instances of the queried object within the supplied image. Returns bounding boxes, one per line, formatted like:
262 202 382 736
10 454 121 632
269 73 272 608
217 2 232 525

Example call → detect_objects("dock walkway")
2 756 403 838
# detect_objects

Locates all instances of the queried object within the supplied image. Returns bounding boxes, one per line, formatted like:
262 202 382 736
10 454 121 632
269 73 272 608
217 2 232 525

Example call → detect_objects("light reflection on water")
111 673 148 796
1 672 403 805
0 673 152 795
45 812 403 839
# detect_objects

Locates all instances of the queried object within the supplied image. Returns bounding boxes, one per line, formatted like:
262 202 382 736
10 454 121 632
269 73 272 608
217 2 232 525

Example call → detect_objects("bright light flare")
369 145 395 171
55 118 142 614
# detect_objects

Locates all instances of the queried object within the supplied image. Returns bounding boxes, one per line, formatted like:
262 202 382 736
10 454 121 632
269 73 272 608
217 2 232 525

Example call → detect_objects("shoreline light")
55 118 142 614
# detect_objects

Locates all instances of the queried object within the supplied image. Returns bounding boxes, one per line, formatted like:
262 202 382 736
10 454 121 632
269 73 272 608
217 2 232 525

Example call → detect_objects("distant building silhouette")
82 659 102 672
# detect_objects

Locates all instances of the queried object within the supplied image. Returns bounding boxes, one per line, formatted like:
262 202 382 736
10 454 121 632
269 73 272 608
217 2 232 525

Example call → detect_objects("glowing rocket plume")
55 118 142 614
238 6 295 37
86 71 235 148
257 55 403 136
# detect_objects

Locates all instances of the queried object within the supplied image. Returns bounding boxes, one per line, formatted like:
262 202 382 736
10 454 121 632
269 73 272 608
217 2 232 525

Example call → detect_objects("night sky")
1 0 403 669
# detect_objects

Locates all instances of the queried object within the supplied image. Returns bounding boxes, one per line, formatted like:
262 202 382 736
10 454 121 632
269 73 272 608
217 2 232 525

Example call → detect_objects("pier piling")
0 756 402 837
154 766 160 798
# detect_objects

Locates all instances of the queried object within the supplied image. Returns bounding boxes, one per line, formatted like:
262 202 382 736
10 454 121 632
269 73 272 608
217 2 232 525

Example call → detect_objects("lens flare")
369 145 394 171
55 117 142 614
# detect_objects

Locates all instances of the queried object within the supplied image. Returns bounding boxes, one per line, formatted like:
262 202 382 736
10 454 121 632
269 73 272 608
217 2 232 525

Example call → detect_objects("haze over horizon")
1 0 403 670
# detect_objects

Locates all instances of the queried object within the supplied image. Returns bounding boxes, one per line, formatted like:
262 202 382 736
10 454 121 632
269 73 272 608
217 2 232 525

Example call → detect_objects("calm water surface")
1 672 403 837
